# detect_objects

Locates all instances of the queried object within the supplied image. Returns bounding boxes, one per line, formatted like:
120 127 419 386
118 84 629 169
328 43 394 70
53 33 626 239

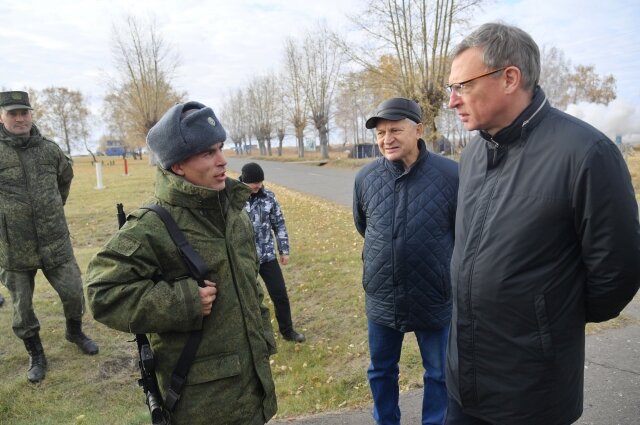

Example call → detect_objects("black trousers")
259 260 293 335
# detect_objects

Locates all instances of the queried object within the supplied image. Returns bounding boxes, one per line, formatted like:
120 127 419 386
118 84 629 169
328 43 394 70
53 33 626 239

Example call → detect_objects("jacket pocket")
534 294 554 360
186 352 241 385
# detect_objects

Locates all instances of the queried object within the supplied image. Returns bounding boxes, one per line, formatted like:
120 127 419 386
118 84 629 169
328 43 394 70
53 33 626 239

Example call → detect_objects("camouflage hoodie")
245 186 290 264
0 124 75 271
85 168 277 425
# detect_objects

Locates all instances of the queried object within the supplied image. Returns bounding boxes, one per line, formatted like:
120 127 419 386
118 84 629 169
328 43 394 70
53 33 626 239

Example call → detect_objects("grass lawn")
0 147 638 424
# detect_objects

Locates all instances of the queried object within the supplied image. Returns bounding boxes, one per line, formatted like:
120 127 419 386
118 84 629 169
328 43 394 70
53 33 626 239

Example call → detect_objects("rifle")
117 204 168 425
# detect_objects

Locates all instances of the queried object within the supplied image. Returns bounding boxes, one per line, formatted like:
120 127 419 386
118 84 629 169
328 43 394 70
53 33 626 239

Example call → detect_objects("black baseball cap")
365 97 422 129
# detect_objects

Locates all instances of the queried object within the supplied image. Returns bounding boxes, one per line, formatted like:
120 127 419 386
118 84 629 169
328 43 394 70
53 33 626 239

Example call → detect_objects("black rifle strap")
141 204 209 412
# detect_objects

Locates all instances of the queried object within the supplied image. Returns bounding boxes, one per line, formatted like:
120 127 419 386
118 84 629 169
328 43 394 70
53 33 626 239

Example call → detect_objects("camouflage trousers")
0 259 85 339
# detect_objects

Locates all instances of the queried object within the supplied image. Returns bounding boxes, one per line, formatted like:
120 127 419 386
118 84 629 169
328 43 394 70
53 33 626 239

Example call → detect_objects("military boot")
65 319 99 355
0 293 4 307
24 334 47 383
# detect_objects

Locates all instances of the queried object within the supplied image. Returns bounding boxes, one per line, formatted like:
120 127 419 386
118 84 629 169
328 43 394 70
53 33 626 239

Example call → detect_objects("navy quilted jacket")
353 140 458 331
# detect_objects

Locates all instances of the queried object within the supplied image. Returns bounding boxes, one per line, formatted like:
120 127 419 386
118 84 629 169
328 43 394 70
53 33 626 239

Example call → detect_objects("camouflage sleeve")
84 215 203 334
269 194 289 256
57 151 74 205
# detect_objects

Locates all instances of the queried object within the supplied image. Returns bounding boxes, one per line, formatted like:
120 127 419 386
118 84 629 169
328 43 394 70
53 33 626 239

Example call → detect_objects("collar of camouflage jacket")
0 124 43 149
154 166 251 212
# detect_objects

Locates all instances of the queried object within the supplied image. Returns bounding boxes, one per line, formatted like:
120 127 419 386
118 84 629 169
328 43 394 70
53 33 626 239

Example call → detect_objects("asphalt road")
226 157 357 207
226 156 640 425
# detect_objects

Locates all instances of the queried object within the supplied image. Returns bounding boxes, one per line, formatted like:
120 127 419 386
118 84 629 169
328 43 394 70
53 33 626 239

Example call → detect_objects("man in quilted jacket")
353 97 458 425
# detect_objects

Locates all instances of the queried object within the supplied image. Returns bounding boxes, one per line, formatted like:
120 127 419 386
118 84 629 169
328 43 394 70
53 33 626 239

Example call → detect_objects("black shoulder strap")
141 204 208 412
143 204 208 286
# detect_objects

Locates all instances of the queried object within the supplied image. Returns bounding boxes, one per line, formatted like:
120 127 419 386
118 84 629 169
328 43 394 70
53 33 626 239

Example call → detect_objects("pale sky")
2 0 639 143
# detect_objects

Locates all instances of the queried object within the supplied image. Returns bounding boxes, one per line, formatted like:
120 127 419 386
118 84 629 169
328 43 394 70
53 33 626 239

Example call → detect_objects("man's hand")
198 280 217 316
280 255 289 266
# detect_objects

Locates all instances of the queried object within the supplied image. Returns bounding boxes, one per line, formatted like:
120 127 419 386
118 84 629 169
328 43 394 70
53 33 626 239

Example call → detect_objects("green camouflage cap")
0 91 33 111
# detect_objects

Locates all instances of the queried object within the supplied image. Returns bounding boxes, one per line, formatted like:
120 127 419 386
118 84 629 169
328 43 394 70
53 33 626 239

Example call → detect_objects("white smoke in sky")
565 99 640 145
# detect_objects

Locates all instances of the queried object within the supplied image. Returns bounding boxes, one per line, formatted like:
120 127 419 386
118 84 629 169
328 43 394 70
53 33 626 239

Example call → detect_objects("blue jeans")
367 320 449 425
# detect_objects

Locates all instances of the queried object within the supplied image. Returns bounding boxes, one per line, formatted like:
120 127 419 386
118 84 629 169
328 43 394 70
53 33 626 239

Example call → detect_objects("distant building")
104 140 125 156
349 143 382 159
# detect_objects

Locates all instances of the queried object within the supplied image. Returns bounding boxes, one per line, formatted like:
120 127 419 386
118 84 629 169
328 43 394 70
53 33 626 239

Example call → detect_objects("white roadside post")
95 161 105 189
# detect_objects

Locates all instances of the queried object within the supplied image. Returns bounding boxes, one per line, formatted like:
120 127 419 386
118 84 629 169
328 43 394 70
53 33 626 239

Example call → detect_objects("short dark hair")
452 22 540 91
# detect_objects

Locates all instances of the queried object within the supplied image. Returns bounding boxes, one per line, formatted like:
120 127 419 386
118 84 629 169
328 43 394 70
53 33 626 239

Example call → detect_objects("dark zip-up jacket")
0 125 75 271
85 168 277 425
447 88 640 425
354 140 458 331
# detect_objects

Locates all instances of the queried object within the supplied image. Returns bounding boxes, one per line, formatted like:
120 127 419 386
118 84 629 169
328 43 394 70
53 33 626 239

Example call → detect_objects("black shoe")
0 293 4 307
65 319 99 355
24 334 47 383
282 330 306 343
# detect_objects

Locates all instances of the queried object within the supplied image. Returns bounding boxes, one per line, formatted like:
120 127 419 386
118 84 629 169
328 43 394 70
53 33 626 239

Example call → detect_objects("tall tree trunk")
296 126 305 158
319 124 329 159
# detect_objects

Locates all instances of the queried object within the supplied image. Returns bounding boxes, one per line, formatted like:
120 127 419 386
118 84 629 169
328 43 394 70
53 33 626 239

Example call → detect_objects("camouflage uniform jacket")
0 124 75 271
244 187 289 264
85 168 277 425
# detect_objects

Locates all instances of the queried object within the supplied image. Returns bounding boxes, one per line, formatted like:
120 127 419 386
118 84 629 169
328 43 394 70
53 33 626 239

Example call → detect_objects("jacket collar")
0 124 43 149
154 167 250 211
479 86 549 147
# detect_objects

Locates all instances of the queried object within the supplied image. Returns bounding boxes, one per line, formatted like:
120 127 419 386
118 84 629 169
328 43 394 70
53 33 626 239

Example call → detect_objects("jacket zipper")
463 144 507 404
487 138 499 166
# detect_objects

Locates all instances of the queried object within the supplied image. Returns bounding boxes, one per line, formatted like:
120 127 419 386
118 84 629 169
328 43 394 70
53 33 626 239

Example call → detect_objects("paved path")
226 157 356 207
227 156 640 425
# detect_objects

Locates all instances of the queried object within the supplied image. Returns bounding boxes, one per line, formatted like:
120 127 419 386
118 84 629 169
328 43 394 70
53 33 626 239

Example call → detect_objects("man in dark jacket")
445 23 640 425
354 97 458 425
0 90 98 384
85 101 277 425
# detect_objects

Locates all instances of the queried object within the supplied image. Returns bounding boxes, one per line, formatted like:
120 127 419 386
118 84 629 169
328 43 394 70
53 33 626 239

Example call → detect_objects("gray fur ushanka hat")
146 101 226 169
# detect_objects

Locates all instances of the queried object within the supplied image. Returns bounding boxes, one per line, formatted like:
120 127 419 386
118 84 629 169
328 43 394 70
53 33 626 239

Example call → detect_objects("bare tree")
300 24 344 159
104 15 185 156
539 46 616 110
539 46 572 110
335 0 482 147
566 64 616 107
334 71 376 151
273 76 287 157
283 38 309 158
222 89 248 155
247 73 279 156
37 87 90 155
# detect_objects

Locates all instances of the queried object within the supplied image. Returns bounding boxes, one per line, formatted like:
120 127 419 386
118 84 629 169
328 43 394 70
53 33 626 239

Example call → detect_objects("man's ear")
170 161 185 176
504 66 522 93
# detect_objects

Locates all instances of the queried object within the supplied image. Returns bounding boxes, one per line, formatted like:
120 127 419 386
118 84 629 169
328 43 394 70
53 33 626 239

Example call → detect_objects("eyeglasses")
446 67 507 96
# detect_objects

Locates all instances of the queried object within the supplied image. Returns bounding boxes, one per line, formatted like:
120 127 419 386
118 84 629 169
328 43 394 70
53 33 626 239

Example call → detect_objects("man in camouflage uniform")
85 101 277 425
240 162 305 343
0 90 99 384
